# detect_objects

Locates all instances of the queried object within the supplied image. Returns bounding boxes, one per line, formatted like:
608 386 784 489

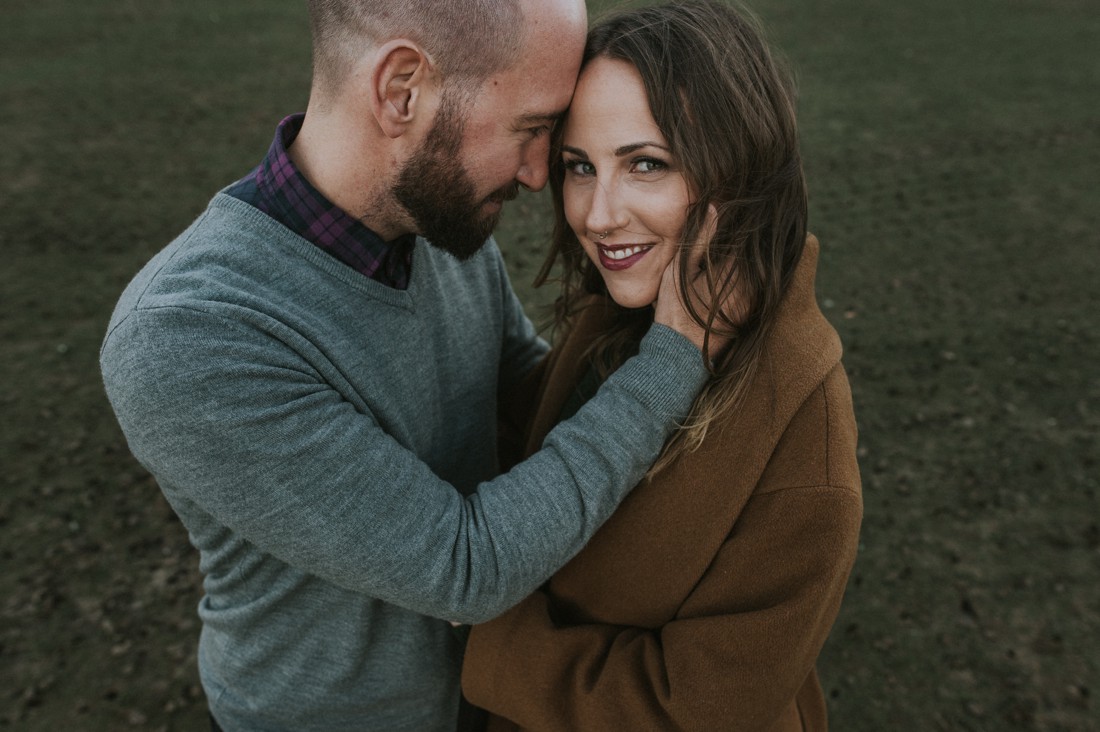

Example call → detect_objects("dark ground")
2 0 1097 729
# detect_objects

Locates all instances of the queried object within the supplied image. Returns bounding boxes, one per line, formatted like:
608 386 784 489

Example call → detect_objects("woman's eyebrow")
562 141 671 158
614 141 671 156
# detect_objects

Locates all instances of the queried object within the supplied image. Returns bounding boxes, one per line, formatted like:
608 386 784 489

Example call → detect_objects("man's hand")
653 205 739 355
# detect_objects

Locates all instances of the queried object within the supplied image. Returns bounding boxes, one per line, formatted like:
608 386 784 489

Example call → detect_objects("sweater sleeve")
100 305 707 624
462 485 862 731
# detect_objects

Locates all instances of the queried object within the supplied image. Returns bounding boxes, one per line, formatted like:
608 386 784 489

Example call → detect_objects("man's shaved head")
307 0 525 98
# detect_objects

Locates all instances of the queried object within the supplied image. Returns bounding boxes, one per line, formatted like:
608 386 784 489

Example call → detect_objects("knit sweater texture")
100 194 708 731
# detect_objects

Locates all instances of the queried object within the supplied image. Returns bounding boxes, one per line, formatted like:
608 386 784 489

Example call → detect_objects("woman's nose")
585 176 628 238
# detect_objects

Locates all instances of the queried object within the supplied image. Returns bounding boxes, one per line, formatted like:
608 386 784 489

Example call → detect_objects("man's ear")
370 40 436 139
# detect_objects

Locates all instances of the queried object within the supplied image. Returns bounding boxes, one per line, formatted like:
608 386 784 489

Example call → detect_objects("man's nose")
516 135 551 192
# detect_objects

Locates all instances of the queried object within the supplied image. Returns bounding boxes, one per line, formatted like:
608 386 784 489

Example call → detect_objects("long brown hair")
537 0 808 472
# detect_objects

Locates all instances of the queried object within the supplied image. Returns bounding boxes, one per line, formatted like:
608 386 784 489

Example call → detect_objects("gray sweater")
100 195 708 731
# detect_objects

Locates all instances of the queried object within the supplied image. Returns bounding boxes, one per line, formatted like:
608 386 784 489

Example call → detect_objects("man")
100 1 715 730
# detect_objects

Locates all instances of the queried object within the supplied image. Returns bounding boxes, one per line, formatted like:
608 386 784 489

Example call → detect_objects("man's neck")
289 110 413 242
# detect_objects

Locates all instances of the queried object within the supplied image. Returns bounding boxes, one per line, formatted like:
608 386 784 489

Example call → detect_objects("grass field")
2 0 1097 729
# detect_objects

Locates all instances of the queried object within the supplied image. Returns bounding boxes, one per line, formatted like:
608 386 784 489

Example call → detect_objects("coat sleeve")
462 484 862 731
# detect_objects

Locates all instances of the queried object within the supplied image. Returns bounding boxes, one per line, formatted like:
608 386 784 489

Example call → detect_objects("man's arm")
462 486 863 730
101 304 707 624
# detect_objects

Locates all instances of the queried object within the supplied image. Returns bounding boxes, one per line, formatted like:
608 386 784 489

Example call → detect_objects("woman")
462 1 862 730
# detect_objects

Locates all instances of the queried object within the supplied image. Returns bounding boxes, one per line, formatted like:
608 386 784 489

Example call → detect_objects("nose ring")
598 231 608 240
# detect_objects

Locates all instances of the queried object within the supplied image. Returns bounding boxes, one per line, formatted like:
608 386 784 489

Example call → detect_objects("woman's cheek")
562 194 583 235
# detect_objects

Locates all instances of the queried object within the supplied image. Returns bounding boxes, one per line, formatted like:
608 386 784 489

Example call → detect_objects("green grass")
2 0 1097 729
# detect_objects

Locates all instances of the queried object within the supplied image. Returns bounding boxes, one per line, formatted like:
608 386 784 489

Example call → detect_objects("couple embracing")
101 1 861 730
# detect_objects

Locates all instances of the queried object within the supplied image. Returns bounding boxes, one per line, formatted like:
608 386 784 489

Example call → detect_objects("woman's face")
561 57 692 309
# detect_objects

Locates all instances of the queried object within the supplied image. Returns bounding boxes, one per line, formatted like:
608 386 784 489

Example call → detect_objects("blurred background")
1 0 1096 729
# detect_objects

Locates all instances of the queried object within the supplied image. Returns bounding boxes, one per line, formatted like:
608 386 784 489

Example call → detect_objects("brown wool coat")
462 238 863 732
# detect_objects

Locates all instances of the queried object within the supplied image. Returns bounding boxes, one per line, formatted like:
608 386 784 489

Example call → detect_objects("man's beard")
393 95 519 261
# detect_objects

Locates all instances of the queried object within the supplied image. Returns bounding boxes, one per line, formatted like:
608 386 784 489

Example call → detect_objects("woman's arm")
463 484 862 731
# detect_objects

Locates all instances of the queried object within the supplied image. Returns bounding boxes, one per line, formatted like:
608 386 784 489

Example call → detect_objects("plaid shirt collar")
230 114 414 289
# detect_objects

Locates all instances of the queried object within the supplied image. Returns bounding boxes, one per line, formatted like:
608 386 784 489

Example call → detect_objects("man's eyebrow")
517 111 562 125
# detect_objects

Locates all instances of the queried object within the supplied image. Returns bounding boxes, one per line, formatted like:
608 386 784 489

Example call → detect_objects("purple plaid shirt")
226 114 414 289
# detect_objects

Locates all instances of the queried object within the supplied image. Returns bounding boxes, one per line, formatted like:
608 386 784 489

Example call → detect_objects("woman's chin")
606 288 659 311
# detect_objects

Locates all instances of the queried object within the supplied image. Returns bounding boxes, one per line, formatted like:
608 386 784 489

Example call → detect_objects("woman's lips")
597 244 653 271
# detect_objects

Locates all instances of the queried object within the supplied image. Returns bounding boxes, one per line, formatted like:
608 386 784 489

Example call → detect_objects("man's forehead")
468 25 582 125
506 0 586 101
473 66 576 123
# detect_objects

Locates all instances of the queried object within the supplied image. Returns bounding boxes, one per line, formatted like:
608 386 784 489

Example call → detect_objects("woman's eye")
633 157 667 173
564 159 595 176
